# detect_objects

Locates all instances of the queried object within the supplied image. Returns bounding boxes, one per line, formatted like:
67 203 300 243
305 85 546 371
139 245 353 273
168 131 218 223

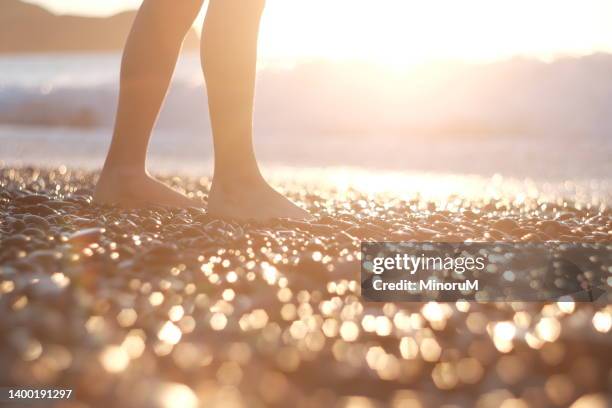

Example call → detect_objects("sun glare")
23 0 612 67
258 0 612 67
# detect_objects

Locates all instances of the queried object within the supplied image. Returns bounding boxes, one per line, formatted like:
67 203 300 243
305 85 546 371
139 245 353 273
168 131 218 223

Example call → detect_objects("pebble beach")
1 166 611 408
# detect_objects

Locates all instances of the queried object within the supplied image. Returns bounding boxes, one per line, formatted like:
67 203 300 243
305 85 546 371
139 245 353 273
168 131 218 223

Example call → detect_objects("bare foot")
93 168 198 208
207 177 310 221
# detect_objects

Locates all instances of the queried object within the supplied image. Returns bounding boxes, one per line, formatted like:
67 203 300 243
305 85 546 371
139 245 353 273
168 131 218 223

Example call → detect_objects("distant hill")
0 0 200 53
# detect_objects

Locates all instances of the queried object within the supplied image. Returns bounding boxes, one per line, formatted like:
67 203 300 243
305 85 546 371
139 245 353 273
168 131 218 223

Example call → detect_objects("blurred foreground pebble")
0 167 611 408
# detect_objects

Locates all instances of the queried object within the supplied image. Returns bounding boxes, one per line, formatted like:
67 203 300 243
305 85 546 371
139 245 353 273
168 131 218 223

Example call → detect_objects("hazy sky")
23 0 612 65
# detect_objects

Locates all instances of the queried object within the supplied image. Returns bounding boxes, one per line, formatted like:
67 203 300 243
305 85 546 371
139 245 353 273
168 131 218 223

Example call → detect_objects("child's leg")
94 0 203 207
203 0 309 220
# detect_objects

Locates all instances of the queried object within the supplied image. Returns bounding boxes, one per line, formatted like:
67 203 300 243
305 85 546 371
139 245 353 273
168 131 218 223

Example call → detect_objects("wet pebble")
23 214 50 231
141 243 180 265
0 166 609 408
68 228 105 246
491 218 519 233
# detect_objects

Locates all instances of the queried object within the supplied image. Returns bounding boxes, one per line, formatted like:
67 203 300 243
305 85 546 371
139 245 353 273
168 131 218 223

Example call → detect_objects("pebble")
22 204 58 217
13 194 49 205
141 243 180 265
2 234 32 249
491 218 520 233
68 228 105 245
23 214 50 231
21 227 47 240
0 166 610 408
538 219 572 238
8 218 26 233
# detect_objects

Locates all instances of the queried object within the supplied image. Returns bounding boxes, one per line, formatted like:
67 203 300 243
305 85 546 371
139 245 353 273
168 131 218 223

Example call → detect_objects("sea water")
1 52 610 204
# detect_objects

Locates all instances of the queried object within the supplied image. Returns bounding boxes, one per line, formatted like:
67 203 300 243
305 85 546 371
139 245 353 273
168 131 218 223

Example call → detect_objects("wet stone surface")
0 167 611 408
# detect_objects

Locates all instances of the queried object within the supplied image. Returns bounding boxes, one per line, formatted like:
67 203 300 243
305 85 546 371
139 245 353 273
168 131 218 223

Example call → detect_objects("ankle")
211 177 273 199
212 168 266 190
100 164 147 180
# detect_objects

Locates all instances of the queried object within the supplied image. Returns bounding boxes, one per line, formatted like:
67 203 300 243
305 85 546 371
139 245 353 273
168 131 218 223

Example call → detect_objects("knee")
209 0 266 18
175 0 205 19
249 0 266 15
147 0 204 35
170 0 204 25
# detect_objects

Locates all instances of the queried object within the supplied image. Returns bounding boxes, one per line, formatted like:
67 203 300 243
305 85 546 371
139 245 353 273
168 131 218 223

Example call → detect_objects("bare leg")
203 0 309 220
94 0 203 208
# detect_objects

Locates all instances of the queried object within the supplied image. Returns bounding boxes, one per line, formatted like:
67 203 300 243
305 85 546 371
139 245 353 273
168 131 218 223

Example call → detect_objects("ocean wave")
1 54 611 138
0 81 208 129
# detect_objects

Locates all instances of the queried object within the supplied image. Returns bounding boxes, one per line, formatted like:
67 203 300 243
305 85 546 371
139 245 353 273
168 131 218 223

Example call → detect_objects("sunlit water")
1 53 611 205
